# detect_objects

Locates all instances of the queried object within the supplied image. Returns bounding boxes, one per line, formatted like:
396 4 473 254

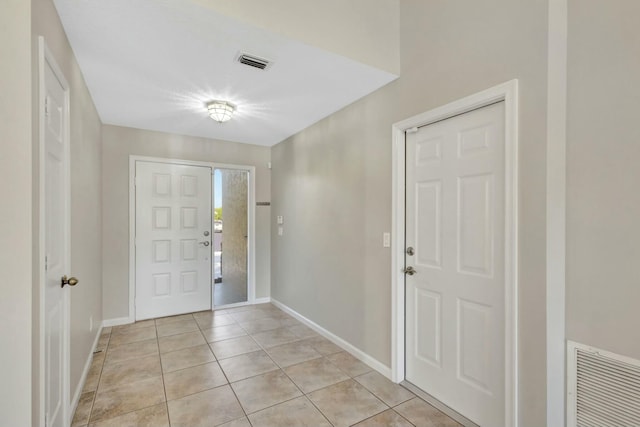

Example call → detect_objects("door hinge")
44 413 48 427
44 96 50 117
45 255 48 271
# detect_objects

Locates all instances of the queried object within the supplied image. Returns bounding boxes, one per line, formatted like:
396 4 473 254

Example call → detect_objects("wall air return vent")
236 53 271 70
568 341 640 427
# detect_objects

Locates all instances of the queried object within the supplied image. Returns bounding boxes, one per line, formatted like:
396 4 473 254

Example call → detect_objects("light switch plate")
383 232 391 248
278 226 284 236
277 215 284 225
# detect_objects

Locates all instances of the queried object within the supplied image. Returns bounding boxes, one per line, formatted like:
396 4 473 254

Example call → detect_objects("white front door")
135 161 212 320
44 54 70 427
405 102 506 426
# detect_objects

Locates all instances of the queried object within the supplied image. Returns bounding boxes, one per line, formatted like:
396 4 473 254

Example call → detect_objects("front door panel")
135 161 212 320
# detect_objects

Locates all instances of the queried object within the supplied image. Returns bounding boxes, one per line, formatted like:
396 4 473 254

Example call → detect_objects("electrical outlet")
89 316 93 332
278 226 284 236
383 232 391 248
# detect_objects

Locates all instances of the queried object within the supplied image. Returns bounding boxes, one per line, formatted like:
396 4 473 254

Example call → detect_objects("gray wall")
102 125 271 319
32 0 104 408
0 1 33 424
566 1 640 358
271 1 549 425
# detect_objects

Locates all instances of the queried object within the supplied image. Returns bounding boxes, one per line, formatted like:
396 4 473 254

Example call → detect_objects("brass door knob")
61 275 79 288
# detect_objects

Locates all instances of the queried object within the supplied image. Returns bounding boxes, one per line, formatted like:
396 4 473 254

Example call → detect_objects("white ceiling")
53 0 398 146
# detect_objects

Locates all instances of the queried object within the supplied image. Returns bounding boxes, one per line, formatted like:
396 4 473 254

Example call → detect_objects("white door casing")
405 102 506 426
40 38 71 427
135 161 212 320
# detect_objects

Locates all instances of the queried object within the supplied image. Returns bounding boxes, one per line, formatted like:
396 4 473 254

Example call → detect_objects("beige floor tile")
276 316 301 327
394 398 462 427
301 336 343 356
231 370 302 414
167 385 244 427
105 338 158 365
218 350 278 382
202 324 247 343
353 409 415 427
156 318 199 337
111 319 155 333
158 331 206 353
218 305 255 315
160 344 215 373
71 391 94 427
88 403 169 427
287 324 318 339
210 335 260 359
265 340 322 368
252 327 300 348
248 396 332 427
239 317 284 334
154 313 194 326
229 309 273 323
218 417 252 427
194 312 235 329
89 376 165 423
308 379 388 427
284 357 349 393
83 352 105 392
98 354 161 391
108 325 157 347
354 371 415 407
326 351 373 377
164 361 228 400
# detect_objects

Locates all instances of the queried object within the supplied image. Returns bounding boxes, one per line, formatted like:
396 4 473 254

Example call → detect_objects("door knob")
199 241 210 247
403 266 416 276
61 275 79 288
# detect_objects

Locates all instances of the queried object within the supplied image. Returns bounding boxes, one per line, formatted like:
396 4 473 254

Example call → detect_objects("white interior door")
135 161 212 320
43 54 70 427
405 102 506 426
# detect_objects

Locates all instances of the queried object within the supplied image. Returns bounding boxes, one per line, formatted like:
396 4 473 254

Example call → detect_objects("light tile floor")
72 303 461 427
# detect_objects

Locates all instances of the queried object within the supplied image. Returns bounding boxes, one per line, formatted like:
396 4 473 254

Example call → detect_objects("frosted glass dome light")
207 100 236 123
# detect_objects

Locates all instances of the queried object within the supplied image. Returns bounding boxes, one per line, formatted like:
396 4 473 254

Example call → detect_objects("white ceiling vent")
236 53 271 70
568 341 640 427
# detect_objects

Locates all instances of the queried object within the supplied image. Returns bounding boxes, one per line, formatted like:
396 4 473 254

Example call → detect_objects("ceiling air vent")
236 53 271 70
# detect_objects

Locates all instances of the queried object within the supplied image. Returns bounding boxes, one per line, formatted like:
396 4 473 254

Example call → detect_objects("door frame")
128 155 257 321
391 80 519 426
37 36 72 427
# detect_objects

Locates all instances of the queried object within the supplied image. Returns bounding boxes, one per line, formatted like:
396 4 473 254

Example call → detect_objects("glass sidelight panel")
213 168 249 306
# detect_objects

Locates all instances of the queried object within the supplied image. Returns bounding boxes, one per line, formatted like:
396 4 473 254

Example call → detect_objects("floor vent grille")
568 341 640 427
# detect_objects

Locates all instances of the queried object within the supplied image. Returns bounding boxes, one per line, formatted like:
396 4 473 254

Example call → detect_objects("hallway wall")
270 1 549 425
566 0 640 359
101 125 271 320
0 1 33 425
32 0 104 413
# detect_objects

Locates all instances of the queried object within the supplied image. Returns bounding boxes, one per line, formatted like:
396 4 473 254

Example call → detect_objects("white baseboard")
270 299 392 380
103 316 134 327
70 324 102 418
254 297 272 304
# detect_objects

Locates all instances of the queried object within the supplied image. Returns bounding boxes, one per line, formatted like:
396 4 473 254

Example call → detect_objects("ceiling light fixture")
207 100 236 123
